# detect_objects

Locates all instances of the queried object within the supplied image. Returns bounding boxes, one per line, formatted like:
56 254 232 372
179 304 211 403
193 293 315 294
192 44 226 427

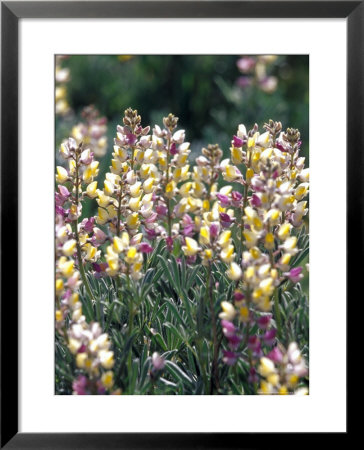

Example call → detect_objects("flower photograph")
55 55 309 395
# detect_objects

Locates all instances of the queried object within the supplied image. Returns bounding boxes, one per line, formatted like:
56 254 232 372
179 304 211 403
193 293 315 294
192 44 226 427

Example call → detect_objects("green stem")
207 264 219 394
240 181 249 261
240 148 252 263
115 180 123 301
274 288 282 340
165 137 172 238
243 291 257 394
196 268 209 394
72 153 95 303
72 223 95 302
127 273 134 381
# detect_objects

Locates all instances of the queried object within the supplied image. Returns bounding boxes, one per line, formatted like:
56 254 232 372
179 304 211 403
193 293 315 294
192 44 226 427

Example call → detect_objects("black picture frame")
1 1 355 448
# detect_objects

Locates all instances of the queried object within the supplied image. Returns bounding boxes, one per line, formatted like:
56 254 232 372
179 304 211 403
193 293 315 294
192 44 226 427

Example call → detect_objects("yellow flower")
104 180 114 196
281 236 298 255
129 195 142 212
62 239 76 257
69 292 79 308
221 245 235 264
295 182 309 200
143 178 155 193
126 213 140 229
97 207 109 225
99 350 115 369
125 246 138 264
259 277 274 296
58 257 74 278
179 182 192 197
201 249 213 265
165 180 176 198
243 230 259 248
76 353 88 369
130 182 142 197
264 232 275 250
96 190 112 208
226 262 242 280
130 262 143 280
56 166 68 183
199 226 210 245
246 168 254 182
219 301 236 321
231 146 243 164
277 223 291 240
101 371 114 389
182 237 200 256
217 230 231 248
265 208 281 225
68 338 81 355
258 357 276 377
55 279 64 294
267 373 279 387
239 305 249 322
278 385 288 395
259 380 274 395
86 181 98 198
224 165 240 182
83 243 98 261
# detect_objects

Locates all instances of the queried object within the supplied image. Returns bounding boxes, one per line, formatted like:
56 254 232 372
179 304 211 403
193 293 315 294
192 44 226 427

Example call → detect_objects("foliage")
55 104 309 395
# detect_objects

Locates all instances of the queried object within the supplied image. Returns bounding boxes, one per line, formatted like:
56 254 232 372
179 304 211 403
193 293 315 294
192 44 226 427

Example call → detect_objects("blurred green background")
56 54 309 162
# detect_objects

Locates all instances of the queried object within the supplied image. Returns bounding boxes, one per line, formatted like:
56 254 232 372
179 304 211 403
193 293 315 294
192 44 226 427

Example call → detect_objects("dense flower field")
55 108 309 395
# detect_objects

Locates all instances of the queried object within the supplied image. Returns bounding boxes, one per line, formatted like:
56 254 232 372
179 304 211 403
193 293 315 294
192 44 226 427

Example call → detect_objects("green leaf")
164 360 193 387
164 299 187 328
185 265 201 292
163 322 184 349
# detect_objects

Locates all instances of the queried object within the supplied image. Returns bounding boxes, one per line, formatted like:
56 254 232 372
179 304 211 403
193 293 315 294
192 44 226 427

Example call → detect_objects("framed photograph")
1 1 354 447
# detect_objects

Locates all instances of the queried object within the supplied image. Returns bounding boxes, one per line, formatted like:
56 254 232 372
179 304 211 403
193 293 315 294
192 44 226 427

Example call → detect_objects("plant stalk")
72 152 95 303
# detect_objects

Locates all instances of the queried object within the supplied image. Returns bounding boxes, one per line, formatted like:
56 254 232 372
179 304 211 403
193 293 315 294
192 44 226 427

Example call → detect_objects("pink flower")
139 243 153 253
222 350 238 366
216 193 230 207
126 133 137 145
209 223 220 238
72 375 88 395
82 217 95 233
237 57 256 73
227 334 242 350
251 194 262 207
267 347 283 364
285 267 304 283
248 367 258 383
263 328 277 347
248 336 262 356
183 225 194 237
233 291 245 302
236 76 253 88
156 204 168 217
233 135 244 148
219 212 234 228
152 352 165 370
221 320 236 338
170 142 178 155
166 236 173 251
257 314 272 330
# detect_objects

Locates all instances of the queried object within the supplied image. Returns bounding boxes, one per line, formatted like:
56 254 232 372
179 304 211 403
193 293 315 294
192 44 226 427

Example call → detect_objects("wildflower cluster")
55 56 71 116
236 55 279 93
258 343 308 395
214 120 309 387
55 108 309 395
71 105 108 158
